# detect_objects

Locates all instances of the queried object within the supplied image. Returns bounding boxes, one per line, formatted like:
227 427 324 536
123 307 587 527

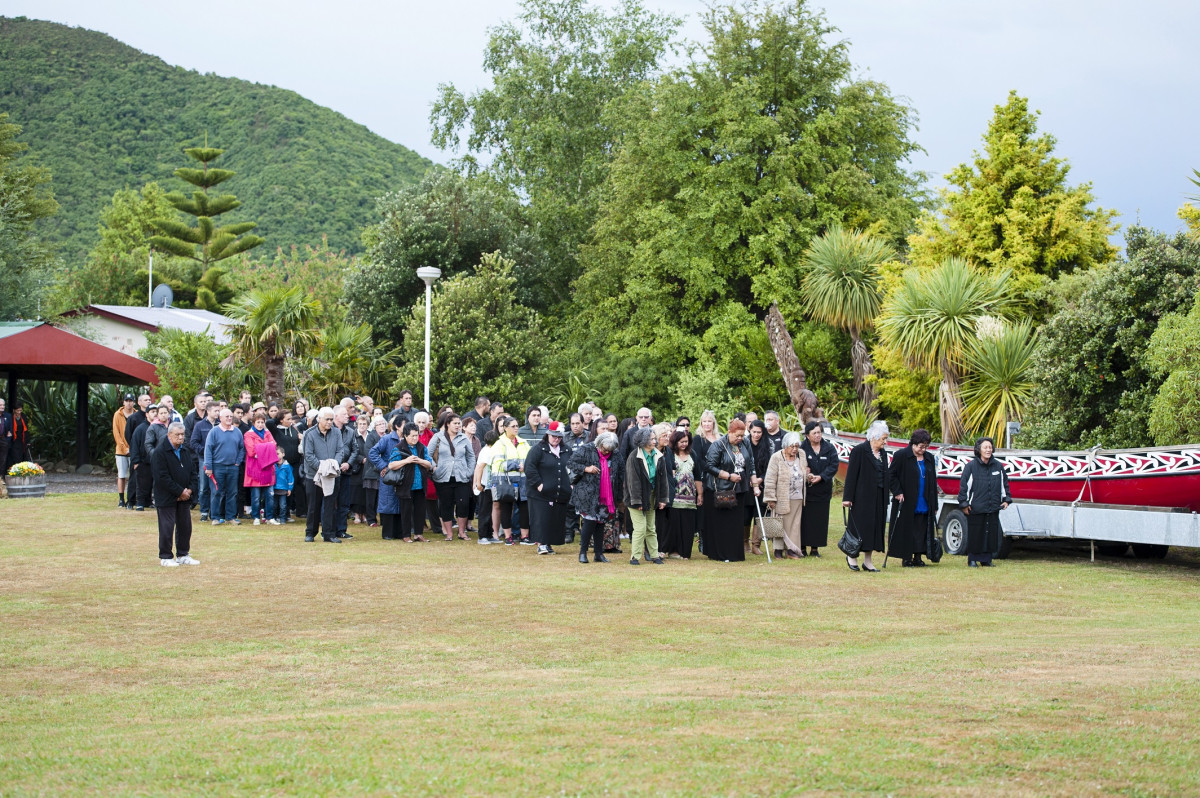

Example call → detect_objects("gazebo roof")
0 322 158 384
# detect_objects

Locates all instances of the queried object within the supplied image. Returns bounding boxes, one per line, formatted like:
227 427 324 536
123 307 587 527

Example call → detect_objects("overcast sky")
9 0 1198 238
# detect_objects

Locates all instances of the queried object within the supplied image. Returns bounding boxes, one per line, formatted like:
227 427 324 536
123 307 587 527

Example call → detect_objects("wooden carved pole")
765 303 818 426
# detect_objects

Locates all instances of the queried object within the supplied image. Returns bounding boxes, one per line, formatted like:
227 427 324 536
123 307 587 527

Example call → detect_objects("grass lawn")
2 493 1199 796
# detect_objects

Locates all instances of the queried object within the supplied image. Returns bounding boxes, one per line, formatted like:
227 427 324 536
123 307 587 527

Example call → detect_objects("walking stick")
753 493 773 564
883 496 900 569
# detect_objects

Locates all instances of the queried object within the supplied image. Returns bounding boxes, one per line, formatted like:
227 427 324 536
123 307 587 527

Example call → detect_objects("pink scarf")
598 451 615 515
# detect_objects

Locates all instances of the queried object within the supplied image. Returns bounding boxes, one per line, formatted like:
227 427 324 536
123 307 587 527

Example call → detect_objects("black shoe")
912 558 927 567
323 537 341 543
595 554 610 563
134 506 145 511
902 560 914 567
339 533 353 540
968 561 979 567
863 565 880 573
980 561 995 567
651 557 665 564
846 557 860 572
809 548 821 558
118 498 127 508
304 536 315 542
564 533 575 544
630 557 640 565
579 553 588 563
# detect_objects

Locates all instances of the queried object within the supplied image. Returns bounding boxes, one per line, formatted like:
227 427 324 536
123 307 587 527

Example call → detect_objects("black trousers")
580 517 605 556
476 490 494 539
399 489 428 538
157 501 193 559
435 479 471 521
136 462 154 507
291 476 308 516
364 487 378 524
306 479 340 540
499 498 528 534
335 474 352 534
380 512 399 539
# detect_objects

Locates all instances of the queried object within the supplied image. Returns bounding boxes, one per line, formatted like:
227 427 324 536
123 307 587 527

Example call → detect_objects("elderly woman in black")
745 419 771 556
526 421 572 555
703 418 753 562
957 436 1012 567
800 420 839 557
887 428 938 567
570 431 623 563
841 420 891 572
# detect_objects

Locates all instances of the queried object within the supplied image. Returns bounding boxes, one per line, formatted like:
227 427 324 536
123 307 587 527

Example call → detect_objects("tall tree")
576 1 922 371
148 144 264 286
0 112 59 319
960 320 1038 442
225 286 322 406
348 170 546 344
800 226 892 412
878 258 1017 444
908 91 1118 294
430 0 678 297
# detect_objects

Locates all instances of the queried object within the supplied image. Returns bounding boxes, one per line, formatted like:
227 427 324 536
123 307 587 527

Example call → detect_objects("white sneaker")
478 537 493 544
537 544 550 555
176 555 200 566
268 519 281 525
160 558 180 567
253 518 261 525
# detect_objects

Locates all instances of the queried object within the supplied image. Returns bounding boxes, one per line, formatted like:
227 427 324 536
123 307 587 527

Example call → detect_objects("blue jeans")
250 486 271 521
209 464 239 521
197 477 209 516
274 493 289 522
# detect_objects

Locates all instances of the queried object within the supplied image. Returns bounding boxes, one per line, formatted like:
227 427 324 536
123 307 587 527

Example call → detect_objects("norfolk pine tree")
148 144 263 309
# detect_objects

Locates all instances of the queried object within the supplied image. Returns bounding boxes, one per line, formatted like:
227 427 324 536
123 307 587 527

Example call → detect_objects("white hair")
865 420 890 442
317 407 334 419
782 431 802 449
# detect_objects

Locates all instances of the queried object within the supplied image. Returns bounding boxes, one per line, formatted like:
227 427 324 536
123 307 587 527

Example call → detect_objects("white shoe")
253 518 261 525
537 544 550 555
268 519 281 525
478 537 493 544
176 555 200 566
160 558 180 567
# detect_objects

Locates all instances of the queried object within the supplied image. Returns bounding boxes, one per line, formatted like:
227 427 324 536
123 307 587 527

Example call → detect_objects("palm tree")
302 321 401 406
226 286 322 405
801 226 892 412
878 258 1016 444
960 320 1038 443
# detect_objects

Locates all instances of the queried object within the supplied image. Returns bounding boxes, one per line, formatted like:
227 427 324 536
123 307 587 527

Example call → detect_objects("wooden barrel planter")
4 475 47 499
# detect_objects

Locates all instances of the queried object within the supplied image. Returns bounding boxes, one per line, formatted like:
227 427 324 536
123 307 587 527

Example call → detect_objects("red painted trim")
0 323 158 384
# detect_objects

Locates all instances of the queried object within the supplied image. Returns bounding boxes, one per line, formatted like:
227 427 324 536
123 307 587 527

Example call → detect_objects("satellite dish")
151 284 174 308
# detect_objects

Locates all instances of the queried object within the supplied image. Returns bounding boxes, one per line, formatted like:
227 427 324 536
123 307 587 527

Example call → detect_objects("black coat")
624 447 670 510
129 422 150 467
703 435 756 493
842 441 889 553
274 423 302 466
151 437 197 507
800 439 839 498
143 422 169 462
957 456 1012 514
526 439 573 503
887 445 938 558
569 443 624 518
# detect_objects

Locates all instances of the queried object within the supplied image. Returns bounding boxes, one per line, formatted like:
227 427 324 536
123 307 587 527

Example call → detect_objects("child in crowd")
272 445 293 525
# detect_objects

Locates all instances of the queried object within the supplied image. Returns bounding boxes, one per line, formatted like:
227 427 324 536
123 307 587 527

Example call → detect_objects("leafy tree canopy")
1145 293 1200 445
1023 226 1200 448
575 0 923 372
431 0 679 296
389 252 546 413
0 111 59 319
908 91 1118 290
348 170 548 345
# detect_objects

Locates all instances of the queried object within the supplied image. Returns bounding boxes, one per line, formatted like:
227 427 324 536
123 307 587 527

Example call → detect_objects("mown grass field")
2 493 1199 796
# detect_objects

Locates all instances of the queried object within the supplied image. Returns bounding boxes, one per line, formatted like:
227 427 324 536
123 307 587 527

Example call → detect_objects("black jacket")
703 435 756 493
569 443 624 518
274 423 302 466
624 447 670 510
525 439 573 503
957 456 1011 514
887 445 939 557
151 437 197 507
129 422 149 467
143 422 170 462
842 440 890 552
800 438 839 498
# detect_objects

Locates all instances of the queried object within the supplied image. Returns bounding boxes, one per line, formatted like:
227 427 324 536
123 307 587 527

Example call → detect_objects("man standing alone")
152 423 199 567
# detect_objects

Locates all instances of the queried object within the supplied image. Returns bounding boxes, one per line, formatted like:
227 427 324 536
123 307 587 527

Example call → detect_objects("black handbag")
838 506 862 557
495 475 520 502
926 518 944 563
380 466 406 487
713 440 742 509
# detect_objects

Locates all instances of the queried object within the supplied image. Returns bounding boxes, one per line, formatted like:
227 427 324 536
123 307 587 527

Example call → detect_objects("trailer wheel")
942 509 968 556
995 535 1012 560
1132 543 1169 560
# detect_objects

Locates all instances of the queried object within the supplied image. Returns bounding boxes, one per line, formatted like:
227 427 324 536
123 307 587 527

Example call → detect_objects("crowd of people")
110 389 1012 571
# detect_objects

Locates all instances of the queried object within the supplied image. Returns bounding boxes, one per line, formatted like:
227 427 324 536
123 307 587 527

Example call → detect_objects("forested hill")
0 17 433 263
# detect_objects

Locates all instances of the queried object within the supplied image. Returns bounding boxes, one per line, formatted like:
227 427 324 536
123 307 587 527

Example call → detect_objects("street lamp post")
415 267 442 411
